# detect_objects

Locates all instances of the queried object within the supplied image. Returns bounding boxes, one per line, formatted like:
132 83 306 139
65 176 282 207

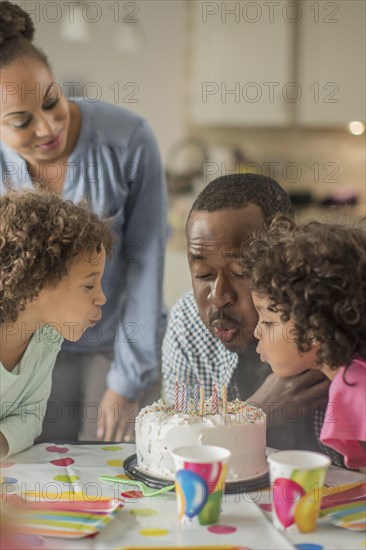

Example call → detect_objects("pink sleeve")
320 358 366 469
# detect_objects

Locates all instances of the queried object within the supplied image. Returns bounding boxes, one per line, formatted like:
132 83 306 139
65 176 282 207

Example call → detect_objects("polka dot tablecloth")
1 443 365 550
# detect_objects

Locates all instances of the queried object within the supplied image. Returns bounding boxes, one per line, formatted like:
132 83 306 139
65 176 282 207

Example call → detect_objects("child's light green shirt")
0 325 63 457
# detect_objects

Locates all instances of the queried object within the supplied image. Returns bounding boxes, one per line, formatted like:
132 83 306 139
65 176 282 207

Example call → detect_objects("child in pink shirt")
320 357 365 468
242 217 366 469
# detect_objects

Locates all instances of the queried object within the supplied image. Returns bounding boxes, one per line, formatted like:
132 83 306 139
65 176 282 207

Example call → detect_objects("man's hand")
246 370 330 427
98 389 140 442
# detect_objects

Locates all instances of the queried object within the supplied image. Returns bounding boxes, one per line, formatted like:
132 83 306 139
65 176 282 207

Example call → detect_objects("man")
162 173 332 455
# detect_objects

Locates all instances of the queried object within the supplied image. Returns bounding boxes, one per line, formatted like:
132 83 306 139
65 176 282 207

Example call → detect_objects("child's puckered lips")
256 345 268 363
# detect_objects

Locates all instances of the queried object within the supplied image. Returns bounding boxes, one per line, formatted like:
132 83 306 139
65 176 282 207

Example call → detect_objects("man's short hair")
187 173 294 227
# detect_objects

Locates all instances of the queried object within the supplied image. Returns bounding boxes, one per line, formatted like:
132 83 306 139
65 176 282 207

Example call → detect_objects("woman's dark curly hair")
242 215 366 370
0 1 49 68
0 189 113 323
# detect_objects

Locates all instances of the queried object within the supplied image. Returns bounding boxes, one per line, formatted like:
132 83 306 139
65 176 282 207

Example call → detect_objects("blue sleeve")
107 120 167 399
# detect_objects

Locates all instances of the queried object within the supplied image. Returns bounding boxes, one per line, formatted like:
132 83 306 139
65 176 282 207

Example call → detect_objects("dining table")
1 442 365 550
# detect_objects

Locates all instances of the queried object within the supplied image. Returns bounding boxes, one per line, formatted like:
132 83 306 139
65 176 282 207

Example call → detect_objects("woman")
0 1 167 443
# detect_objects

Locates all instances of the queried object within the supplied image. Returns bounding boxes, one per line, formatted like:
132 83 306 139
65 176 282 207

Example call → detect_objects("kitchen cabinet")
190 1 294 126
190 0 365 127
297 0 365 125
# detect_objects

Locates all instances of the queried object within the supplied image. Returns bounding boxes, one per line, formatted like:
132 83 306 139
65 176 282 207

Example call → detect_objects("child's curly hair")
0 189 113 323
242 215 366 369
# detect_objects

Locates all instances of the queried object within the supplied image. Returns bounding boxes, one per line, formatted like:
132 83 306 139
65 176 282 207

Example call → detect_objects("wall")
16 0 187 163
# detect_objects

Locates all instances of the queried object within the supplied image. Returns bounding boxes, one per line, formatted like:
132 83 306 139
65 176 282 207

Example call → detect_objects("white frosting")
135 399 267 481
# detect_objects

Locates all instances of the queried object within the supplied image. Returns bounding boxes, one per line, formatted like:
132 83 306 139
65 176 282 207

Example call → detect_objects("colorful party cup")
172 445 231 525
268 450 331 533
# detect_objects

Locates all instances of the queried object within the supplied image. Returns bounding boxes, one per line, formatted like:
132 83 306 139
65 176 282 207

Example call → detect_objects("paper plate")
123 453 270 495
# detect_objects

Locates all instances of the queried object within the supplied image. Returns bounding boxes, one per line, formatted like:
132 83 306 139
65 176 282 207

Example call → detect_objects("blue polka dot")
2 477 18 484
295 544 323 550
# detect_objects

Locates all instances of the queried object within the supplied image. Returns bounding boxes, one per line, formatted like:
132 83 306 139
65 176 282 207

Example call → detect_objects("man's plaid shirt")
162 291 240 403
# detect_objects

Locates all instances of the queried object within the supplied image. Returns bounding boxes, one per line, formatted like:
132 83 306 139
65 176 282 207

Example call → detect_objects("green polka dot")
129 508 158 517
139 528 169 537
106 460 124 467
101 446 123 451
53 475 80 483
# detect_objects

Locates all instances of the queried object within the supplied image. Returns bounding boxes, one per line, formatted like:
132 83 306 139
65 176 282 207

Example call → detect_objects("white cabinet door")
190 1 294 126
297 0 366 125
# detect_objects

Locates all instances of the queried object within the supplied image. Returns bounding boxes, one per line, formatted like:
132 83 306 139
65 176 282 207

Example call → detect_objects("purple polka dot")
121 490 144 499
45 445 69 454
207 525 237 534
50 457 74 467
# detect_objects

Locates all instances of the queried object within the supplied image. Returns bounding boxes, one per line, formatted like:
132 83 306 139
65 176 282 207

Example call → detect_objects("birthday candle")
200 384 205 416
212 383 218 414
174 380 179 412
180 382 185 412
221 384 227 417
183 384 188 414
194 381 199 412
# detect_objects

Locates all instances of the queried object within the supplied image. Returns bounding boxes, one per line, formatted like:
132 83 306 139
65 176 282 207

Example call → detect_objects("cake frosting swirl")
135 398 267 481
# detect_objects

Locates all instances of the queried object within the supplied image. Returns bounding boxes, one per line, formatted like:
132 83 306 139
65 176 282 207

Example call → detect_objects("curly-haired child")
0 189 113 458
243 216 366 469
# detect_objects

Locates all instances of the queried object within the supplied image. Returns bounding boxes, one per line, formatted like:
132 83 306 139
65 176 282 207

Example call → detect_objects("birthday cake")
135 398 267 481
